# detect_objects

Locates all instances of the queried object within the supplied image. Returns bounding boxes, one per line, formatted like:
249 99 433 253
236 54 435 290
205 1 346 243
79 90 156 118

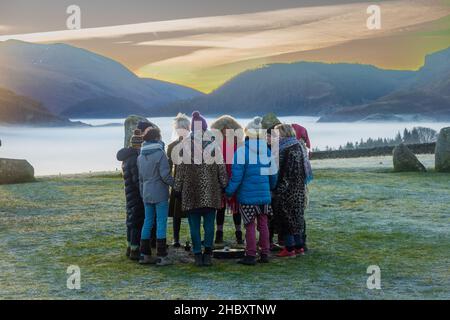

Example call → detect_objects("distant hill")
62 96 150 119
0 40 203 118
159 47 450 122
158 61 415 117
0 87 79 126
319 47 450 122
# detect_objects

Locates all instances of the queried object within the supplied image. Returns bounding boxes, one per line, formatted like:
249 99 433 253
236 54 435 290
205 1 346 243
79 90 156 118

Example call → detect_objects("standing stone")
0 158 35 184
393 144 426 172
435 127 450 172
124 115 148 148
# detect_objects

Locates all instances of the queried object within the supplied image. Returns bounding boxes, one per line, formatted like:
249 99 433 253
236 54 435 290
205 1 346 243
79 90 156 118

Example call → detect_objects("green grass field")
1 157 449 299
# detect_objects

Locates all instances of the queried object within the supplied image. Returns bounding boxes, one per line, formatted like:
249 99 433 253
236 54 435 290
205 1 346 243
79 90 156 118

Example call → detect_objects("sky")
1 0 450 93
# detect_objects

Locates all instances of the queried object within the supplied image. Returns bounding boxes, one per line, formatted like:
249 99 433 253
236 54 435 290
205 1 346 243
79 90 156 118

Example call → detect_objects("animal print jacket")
173 135 228 213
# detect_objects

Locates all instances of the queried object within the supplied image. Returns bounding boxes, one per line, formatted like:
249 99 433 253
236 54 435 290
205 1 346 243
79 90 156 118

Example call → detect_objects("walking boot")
235 231 245 248
203 248 213 267
238 255 256 266
156 239 172 266
139 240 157 264
194 253 203 267
214 230 224 246
129 248 140 261
258 253 270 263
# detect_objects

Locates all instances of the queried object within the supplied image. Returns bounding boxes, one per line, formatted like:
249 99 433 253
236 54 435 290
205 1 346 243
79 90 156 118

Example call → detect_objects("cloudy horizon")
1 0 450 92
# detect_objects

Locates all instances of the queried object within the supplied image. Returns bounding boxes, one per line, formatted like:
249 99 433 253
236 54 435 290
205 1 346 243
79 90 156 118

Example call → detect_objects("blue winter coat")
225 138 278 205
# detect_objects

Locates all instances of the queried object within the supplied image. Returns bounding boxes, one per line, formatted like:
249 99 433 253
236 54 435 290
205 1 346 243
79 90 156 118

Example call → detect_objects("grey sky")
0 0 389 34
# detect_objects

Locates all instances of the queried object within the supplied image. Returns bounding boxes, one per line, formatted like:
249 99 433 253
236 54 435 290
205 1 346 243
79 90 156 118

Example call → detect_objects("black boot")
203 248 213 267
129 248 140 261
139 240 157 264
238 255 256 266
258 253 269 263
194 253 203 267
215 230 223 244
156 239 172 266
235 231 244 245
125 246 131 258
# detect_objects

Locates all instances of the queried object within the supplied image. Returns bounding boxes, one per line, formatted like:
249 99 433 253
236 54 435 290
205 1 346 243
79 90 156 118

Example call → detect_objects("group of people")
116 111 313 267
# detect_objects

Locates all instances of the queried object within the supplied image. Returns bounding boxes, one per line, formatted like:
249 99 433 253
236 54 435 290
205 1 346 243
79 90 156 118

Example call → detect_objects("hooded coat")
173 135 228 213
272 141 306 236
116 147 145 227
225 138 278 205
167 137 186 218
137 141 174 204
211 115 244 213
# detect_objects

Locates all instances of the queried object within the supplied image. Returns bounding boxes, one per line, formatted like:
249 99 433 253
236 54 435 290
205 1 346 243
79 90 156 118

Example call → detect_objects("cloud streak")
0 0 448 92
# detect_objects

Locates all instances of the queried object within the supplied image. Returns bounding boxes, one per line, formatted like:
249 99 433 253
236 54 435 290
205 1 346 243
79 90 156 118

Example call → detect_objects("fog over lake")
1 116 449 176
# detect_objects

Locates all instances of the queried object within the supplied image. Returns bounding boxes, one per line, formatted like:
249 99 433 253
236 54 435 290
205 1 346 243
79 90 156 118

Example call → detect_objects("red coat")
222 136 239 214
292 124 311 149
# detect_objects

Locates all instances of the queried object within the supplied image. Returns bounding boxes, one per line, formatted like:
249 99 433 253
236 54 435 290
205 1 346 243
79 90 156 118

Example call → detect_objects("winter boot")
237 255 256 266
172 240 181 248
156 239 172 266
203 248 213 267
258 253 270 263
214 230 224 245
235 231 244 247
194 253 203 267
129 248 140 261
139 240 157 264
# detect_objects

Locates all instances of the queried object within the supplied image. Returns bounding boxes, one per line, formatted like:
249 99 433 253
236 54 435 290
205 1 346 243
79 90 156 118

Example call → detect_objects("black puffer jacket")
117 147 145 227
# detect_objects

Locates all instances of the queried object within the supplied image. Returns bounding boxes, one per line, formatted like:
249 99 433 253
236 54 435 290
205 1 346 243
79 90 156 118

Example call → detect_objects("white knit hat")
245 116 263 138
245 116 263 130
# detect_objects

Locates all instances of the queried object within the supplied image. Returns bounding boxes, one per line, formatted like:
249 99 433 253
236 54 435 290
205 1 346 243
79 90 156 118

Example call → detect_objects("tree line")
314 127 438 152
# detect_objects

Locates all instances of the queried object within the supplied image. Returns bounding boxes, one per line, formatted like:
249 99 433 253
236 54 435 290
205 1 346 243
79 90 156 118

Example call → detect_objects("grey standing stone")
124 115 149 148
0 158 35 184
393 144 426 172
435 127 450 172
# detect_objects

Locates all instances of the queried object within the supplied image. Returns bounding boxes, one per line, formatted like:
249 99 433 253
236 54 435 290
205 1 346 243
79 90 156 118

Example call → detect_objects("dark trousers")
216 208 241 226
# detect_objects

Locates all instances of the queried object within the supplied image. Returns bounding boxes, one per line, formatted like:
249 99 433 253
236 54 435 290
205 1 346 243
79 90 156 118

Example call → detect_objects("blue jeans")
141 201 168 240
188 210 216 254
284 234 304 248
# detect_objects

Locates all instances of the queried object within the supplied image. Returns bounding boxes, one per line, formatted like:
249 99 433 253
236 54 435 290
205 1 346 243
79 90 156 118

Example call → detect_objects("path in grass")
0 162 449 299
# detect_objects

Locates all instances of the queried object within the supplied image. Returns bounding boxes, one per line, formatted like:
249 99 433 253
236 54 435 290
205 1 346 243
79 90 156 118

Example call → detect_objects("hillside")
0 40 203 118
159 62 414 117
320 47 450 122
159 47 450 121
0 87 78 126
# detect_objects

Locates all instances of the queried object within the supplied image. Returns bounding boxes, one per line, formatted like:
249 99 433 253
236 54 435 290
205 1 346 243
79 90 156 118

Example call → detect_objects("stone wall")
310 143 436 160
0 158 35 184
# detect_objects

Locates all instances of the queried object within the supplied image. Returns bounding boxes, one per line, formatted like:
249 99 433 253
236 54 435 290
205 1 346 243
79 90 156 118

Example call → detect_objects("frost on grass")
0 159 449 299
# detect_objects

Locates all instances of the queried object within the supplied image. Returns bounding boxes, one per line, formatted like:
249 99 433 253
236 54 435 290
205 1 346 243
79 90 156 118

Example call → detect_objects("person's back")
225 116 277 265
174 137 228 213
136 127 174 266
227 137 277 205
116 130 145 260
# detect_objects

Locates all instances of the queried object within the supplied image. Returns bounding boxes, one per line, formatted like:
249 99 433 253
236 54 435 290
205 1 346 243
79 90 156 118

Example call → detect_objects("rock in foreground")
0 158 35 184
435 127 450 172
393 144 426 172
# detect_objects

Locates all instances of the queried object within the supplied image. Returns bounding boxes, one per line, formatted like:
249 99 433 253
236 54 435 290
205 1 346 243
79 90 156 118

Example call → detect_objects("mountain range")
0 87 82 126
161 46 450 121
0 40 449 125
0 40 203 121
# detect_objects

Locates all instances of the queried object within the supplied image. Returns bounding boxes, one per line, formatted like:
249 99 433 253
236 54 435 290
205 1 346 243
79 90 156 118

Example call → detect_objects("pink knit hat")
191 111 208 131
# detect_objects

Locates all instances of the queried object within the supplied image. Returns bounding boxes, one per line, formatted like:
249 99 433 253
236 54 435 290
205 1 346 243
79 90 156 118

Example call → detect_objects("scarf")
279 136 299 152
141 140 165 155
299 140 313 185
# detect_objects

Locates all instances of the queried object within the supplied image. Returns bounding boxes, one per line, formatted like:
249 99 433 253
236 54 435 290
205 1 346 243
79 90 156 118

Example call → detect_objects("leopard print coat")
272 143 306 236
173 138 228 213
